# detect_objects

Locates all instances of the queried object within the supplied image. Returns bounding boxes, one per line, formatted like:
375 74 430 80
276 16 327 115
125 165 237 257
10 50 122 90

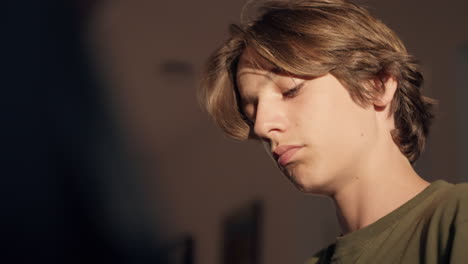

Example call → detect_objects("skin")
236 48 430 234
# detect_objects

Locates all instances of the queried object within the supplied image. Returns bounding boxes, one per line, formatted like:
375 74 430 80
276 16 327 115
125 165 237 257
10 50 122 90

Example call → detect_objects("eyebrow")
270 66 285 74
237 69 273 79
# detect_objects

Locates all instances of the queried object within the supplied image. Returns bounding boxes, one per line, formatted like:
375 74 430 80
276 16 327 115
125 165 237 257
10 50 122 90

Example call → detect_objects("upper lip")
272 145 302 161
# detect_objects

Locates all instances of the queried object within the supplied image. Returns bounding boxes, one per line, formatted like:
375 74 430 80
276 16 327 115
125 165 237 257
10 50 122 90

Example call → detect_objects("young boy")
199 0 468 263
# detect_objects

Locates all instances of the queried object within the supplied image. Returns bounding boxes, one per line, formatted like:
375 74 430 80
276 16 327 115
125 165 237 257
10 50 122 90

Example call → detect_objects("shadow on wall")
2 0 180 263
457 43 468 181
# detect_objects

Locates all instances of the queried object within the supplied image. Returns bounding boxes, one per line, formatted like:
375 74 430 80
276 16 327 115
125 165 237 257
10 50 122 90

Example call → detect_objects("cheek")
295 94 341 137
297 94 372 151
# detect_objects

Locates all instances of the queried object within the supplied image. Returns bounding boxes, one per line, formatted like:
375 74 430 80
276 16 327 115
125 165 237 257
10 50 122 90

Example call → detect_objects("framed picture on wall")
160 235 194 264
221 200 263 264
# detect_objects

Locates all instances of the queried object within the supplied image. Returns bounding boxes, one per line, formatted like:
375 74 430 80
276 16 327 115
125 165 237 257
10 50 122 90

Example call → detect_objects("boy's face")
236 49 380 194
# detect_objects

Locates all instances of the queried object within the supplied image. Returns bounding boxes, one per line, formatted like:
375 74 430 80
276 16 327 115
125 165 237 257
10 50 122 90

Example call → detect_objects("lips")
273 145 303 166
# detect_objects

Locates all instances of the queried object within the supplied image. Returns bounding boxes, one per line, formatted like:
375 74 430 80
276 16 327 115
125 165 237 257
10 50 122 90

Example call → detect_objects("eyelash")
243 82 304 124
283 83 303 98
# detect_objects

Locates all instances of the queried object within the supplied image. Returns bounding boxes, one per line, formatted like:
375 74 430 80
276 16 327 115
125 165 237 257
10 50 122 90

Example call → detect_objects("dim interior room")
82 0 468 263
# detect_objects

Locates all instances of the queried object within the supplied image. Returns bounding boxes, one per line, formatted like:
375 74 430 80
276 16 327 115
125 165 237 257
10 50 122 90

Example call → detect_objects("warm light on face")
236 49 380 195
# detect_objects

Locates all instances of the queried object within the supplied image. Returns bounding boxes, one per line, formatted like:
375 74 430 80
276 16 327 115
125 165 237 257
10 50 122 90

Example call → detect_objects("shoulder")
448 182 468 222
437 182 468 261
451 181 468 195
429 181 468 224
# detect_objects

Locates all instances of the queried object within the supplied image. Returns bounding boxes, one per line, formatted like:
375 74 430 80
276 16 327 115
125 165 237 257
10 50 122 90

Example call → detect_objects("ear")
374 76 397 111
373 77 398 130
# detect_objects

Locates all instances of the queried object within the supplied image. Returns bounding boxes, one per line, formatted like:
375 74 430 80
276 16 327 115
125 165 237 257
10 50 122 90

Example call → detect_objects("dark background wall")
3 1 164 263
3 0 467 263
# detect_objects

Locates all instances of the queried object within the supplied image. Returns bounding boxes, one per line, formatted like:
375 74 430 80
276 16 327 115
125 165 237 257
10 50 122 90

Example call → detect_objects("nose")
253 98 287 139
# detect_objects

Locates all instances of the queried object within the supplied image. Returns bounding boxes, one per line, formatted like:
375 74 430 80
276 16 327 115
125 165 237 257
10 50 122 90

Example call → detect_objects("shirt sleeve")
449 220 468 264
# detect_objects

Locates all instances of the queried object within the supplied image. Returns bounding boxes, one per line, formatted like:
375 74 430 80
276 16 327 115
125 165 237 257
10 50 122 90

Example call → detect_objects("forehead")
236 47 310 82
236 48 308 95
237 49 274 80
236 48 284 91
237 48 274 71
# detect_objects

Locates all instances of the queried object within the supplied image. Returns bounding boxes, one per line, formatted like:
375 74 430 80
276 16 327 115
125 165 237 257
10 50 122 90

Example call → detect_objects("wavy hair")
199 0 436 163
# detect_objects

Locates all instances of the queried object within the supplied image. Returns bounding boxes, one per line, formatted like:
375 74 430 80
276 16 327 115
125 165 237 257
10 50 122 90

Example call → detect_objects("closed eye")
283 82 304 99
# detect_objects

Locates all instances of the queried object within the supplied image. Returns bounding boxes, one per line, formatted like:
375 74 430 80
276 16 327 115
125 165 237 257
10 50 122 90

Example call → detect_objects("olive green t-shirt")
306 180 468 264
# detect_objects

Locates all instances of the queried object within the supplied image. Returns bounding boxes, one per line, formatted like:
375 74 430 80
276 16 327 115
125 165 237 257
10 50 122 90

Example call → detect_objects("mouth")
273 145 303 167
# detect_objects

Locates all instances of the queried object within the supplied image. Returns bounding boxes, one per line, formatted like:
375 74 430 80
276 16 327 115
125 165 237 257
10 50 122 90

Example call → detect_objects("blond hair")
199 0 436 163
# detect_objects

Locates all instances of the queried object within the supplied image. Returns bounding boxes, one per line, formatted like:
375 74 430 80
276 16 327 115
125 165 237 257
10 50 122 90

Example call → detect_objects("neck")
331 134 429 235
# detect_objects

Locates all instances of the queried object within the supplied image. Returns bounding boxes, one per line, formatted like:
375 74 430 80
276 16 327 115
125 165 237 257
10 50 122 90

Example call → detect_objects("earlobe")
374 77 398 108
372 76 398 132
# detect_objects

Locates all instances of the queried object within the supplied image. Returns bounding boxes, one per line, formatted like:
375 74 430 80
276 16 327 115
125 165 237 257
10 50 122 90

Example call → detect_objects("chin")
292 178 320 193
283 165 331 195
281 165 310 191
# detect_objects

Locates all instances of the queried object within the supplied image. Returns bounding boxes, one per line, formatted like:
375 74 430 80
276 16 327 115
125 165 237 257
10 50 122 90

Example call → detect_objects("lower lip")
278 147 302 166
